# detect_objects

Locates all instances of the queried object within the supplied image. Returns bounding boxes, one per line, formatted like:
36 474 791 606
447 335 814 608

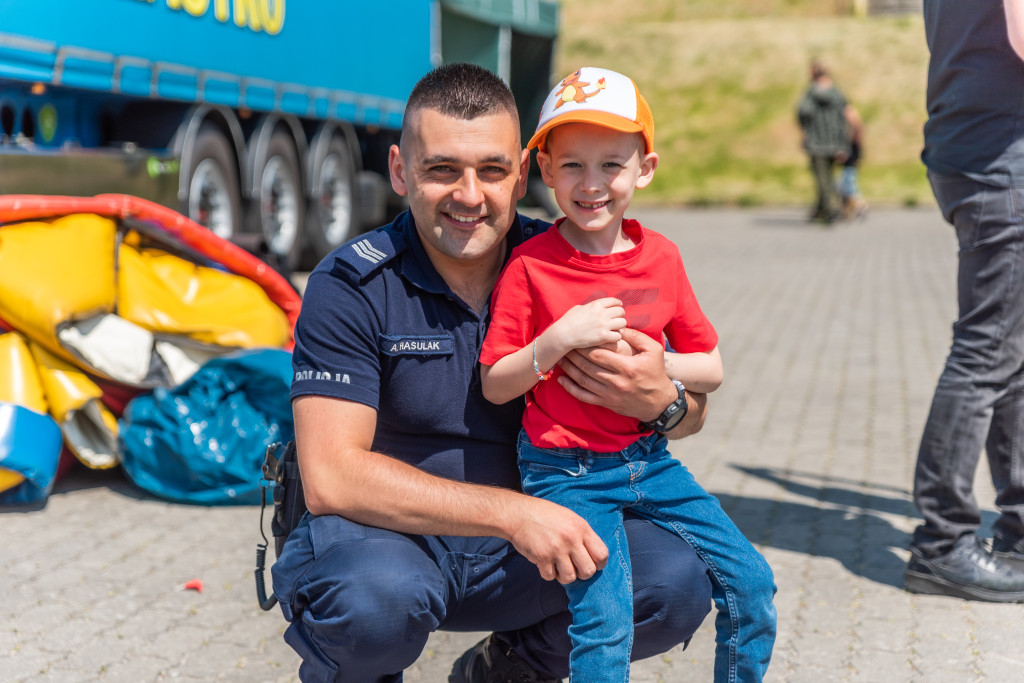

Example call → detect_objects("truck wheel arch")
173 104 246 206
245 114 308 273
306 121 361 200
301 121 364 267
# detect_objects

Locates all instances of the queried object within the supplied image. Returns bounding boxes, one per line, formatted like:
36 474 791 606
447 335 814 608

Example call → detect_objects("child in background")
840 104 869 219
479 67 777 683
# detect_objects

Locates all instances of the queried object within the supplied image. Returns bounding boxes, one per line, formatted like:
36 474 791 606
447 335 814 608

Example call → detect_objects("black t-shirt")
922 0 1024 185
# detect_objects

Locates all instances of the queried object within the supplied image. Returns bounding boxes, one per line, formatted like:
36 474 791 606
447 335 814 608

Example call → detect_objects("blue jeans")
518 430 777 683
912 171 1024 556
271 509 712 682
839 166 860 201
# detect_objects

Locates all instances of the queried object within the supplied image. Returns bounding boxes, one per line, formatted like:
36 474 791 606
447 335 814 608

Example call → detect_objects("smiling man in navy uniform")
271 63 713 683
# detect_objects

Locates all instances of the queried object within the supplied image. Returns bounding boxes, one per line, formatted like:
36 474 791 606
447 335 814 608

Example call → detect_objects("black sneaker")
448 634 562 683
904 536 1024 602
992 534 1024 572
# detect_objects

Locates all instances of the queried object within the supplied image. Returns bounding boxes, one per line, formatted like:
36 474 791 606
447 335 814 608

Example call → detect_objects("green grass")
554 3 932 207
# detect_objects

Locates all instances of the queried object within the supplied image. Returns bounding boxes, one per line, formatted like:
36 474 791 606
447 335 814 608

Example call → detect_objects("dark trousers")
271 512 713 682
912 171 1024 557
809 154 841 221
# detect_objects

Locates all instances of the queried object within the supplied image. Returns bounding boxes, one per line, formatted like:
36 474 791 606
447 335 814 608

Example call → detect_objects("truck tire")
255 131 304 273
304 134 357 267
186 125 242 243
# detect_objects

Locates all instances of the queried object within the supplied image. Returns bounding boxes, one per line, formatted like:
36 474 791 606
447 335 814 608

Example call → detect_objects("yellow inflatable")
0 331 47 492
0 194 301 503
118 241 291 350
0 213 290 390
29 343 119 470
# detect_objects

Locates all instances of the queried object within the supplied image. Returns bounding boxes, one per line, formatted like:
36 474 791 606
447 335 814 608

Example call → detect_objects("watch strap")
641 380 688 433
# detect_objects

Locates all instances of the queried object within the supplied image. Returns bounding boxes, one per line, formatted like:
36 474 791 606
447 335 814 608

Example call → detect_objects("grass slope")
554 2 931 207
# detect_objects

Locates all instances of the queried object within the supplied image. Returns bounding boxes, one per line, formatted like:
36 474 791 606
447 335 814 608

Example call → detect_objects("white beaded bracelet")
532 338 552 380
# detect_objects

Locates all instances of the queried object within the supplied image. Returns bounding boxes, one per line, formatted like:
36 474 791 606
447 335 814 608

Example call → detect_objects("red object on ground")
180 579 204 592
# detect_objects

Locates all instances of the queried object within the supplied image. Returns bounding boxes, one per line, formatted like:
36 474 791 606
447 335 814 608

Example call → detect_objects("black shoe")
448 634 562 683
904 536 1024 602
992 534 1024 572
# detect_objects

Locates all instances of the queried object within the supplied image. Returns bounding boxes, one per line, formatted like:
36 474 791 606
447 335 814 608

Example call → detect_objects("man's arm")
1008 0 1024 61
557 327 709 439
293 394 608 584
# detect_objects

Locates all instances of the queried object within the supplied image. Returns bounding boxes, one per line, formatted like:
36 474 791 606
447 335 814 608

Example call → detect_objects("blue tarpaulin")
119 349 294 505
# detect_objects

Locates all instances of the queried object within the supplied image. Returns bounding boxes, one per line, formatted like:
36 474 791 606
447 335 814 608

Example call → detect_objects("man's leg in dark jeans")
273 514 711 682
907 173 1024 601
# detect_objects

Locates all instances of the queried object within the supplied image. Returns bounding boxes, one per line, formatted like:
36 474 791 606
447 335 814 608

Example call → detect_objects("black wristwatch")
641 380 688 433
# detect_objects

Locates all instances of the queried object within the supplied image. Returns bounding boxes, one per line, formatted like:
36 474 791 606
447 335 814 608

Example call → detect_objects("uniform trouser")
518 431 776 683
912 171 1024 557
810 154 841 219
271 505 713 682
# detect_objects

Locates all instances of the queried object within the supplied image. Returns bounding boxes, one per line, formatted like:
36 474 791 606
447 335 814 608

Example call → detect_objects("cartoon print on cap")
554 70 607 109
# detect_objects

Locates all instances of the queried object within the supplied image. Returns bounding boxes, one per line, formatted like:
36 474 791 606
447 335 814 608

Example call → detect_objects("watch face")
662 400 687 430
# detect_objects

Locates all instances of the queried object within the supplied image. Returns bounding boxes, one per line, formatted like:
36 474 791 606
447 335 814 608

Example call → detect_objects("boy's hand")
551 298 626 351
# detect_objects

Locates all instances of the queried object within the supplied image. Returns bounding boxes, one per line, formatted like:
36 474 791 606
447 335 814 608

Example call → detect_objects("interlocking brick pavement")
5 207 1024 682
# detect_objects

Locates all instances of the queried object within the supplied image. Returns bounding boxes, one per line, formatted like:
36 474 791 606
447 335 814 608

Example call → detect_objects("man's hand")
507 496 608 584
557 327 674 422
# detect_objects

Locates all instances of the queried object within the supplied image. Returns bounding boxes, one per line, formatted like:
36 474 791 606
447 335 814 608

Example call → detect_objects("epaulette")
333 224 407 282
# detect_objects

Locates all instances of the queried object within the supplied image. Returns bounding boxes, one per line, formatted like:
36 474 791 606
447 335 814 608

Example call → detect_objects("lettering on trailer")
132 0 286 36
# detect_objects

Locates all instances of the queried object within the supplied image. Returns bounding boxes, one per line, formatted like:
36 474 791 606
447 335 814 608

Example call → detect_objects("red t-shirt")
480 218 718 451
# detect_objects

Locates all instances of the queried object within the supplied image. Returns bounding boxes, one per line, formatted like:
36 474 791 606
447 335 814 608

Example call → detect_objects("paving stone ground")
5 207 1024 682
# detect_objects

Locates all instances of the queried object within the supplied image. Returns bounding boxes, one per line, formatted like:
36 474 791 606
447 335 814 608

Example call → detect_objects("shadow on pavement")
750 213 818 228
716 464 1002 589
715 465 916 589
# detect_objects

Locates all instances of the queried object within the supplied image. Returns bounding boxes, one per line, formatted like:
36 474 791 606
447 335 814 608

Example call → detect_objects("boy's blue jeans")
518 430 777 683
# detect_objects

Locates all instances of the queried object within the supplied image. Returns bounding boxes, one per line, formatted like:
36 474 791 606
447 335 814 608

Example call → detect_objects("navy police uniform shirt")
291 210 549 491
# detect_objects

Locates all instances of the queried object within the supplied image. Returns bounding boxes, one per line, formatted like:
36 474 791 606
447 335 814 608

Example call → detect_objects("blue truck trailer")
0 0 558 269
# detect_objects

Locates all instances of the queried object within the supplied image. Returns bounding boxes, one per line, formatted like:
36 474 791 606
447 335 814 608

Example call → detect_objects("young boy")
479 67 777 682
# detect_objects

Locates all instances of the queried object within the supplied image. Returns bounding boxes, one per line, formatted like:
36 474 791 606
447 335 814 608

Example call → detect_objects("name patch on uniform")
379 334 454 356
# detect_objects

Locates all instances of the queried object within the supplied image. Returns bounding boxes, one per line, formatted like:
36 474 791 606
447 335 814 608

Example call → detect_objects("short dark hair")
403 63 519 138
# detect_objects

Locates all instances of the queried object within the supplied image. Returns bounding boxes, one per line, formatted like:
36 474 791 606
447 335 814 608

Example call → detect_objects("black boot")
904 535 1024 602
448 634 562 683
992 534 1024 572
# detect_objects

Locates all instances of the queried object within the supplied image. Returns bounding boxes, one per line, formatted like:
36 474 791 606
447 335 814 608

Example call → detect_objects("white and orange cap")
527 67 655 154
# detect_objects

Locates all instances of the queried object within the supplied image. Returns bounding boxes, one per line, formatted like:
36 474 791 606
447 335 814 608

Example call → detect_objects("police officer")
271 63 714 682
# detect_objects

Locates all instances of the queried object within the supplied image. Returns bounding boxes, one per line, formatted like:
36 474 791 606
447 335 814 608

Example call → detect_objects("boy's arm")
481 297 627 405
663 345 723 394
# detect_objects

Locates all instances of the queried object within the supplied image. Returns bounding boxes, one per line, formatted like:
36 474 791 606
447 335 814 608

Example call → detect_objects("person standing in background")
840 104 868 220
796 60 850 225
904 0 1024 602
